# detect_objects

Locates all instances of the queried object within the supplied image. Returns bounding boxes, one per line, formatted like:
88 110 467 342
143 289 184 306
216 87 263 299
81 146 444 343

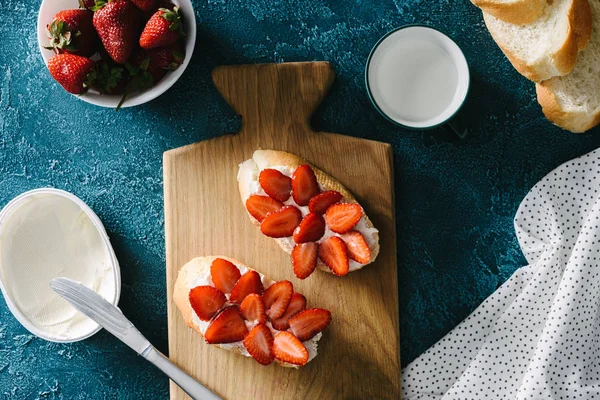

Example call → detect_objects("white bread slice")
472 0 548 25
483 0 592 82
237 150 380 274
536 0 600 132
173 256 323 368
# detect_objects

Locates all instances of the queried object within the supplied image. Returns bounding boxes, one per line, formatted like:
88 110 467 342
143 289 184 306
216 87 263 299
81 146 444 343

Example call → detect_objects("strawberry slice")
272 293 307 330
262 280 293 320
292 242 318 279
293 213 325 243
245 195 284 222
341 231 371 264
189 286 226 321
292 165 320 206
325 203 363 234
230 270 264 303
259 169 292 202
289 308 332 341
318 236 349 276
205 306 248 344
243 323 274 365
308 190 343 215
273 331 309 366
210 258 241 294
240 293 267 325
260 206 302 238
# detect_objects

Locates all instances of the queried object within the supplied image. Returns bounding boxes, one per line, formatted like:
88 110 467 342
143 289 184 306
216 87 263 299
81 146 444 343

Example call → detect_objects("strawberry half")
273 331 309 366
259 169 292 202
289 308 332 342
292 242 318 279
292 165 320 206
210 258 241 294
48 54 95 94
230 270 264 304
318 236 349 276
341 231 371 264
308 190 343 215
260 206 302 238
240 293 267 325
325 203 363 234
293 213 325 244
243 324 274 366
262 280 293 320
205 306 248 344
272 293 307 331
189 286 226 321
245 195 284 222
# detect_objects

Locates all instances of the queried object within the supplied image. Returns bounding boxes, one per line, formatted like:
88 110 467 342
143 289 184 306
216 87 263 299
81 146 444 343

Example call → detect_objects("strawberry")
308 190 343 215
341 231 371 264
46 10 98 57
230 270 263 304
79 0 97 10
240 293 267 325
262 280 293 320
48 54 95 94
245 195 283 222
131 48 166 84
146 42 184 70
289 308 332 342
293 213 325 243
260 206 302 238
292 165 320 206
272 293 306 331
189 286 226 321
205 306 248 344
139 6 184 49
93 0 141 63
291 242 318 279
243 324 274 366
318 236 349 276
210 258 241 294
272 331 308 366
259 169 292 202
325 203 363 234
131 0 157 12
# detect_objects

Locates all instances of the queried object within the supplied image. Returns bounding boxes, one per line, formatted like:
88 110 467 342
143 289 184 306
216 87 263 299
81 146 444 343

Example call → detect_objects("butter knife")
50 277 221 400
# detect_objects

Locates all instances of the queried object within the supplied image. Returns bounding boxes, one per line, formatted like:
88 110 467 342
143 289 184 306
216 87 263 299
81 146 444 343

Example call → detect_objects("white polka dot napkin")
402 149 600 399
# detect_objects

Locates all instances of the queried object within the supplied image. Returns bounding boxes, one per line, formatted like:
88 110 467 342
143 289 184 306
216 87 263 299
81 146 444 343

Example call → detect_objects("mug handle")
442 117 468 140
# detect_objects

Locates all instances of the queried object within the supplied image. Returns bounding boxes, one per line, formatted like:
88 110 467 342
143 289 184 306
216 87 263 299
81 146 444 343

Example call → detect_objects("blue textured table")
2 0 600 398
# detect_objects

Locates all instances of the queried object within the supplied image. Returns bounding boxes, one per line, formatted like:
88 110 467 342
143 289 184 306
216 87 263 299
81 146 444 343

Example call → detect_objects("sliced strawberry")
240 293 267 325
272 293 307 330
325 203 363 234
273 331 309 366
230 270 264 304
210 258 241 294
293 213 325 243
292 242 318 279
243 324 274 365
205 306 248 344
292 164 320 206
289 308 332 342
260 206 302 238
245 195 284 222
308 190 343 215
262 280 293 320
341 231 371 264
259 169 292 202
189 286 226 321
318 236 349 276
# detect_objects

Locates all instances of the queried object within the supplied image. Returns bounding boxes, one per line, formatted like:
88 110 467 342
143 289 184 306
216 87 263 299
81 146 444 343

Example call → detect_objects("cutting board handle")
212 62 335 134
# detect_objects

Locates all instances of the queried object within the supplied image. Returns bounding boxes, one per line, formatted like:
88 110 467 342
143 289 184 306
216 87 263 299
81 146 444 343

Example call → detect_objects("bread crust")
472 0 547 25
535 82 600 133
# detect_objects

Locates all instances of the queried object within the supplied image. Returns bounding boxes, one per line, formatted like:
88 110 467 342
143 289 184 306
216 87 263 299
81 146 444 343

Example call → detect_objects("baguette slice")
174 256 324 368
536 0 600 132
483 0 592 82
237 150 380 277
472 0 548 25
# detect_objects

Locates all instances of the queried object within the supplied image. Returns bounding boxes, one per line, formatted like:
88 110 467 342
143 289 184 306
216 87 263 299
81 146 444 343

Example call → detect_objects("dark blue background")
2 0 600 398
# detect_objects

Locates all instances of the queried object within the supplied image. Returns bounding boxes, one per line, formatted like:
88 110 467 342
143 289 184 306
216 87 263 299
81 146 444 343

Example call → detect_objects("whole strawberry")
92 0 141 63
131 0 157 13
46 10 98 57
139 6 184 49
48 54 95 94
78 0 96 10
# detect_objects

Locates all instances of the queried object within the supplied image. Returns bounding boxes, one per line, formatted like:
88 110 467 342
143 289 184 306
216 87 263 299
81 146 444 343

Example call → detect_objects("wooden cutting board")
163 61 400 400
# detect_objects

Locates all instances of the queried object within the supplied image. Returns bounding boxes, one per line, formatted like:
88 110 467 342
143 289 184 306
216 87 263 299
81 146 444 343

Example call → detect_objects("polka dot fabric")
402 150 600 399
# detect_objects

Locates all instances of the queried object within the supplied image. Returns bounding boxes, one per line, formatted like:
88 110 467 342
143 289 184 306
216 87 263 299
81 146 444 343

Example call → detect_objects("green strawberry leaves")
45 20 81 53
160 6 184 36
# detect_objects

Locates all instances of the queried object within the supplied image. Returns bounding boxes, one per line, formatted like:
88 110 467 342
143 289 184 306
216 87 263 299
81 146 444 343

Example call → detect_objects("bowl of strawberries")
37 0 196 109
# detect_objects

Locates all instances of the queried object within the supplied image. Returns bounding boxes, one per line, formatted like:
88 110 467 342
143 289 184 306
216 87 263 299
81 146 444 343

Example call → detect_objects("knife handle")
143 346 221 400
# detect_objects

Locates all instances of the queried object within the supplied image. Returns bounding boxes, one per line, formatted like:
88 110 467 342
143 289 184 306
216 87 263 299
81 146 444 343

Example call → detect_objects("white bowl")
37 0 196 108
